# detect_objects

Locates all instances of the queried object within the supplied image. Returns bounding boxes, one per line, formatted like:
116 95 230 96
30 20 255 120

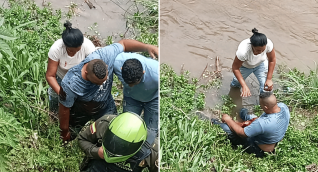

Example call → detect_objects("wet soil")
160 0 318 117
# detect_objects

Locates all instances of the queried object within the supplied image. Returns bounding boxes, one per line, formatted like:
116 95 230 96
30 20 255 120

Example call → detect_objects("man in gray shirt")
213 92 290 157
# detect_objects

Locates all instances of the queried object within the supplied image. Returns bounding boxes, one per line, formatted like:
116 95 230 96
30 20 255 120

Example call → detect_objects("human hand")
61 129 71 142
147 45 159 59
221 114 232 123
264 79 273 91
59 87 66 101
98 146 104 159
241 86 251 97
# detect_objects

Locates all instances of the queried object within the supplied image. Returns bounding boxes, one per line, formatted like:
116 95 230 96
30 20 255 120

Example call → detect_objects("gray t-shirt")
244 103 290 144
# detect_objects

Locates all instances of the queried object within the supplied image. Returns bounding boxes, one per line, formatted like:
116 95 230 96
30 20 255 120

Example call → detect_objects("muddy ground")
160 0 318 118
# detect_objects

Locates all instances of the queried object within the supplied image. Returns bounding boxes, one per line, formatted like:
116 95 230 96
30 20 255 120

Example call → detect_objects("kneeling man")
213 92 290 157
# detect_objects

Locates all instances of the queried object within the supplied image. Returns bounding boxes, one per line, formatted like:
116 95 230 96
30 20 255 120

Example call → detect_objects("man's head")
86 59 108 85
259 92 277 112
122 59 144 87
102 112 147 163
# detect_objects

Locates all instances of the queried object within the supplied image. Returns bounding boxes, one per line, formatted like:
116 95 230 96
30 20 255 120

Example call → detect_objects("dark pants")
213 108 265 158
81 159 109 172
80 159 143 172
69 96 117 134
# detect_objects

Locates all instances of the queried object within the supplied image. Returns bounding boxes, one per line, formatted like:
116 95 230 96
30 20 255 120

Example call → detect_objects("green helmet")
102 112 147 163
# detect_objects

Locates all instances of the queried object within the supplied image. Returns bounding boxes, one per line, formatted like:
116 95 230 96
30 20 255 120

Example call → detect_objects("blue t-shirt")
113 52 158 102
244 103 290 144
60 43 124 108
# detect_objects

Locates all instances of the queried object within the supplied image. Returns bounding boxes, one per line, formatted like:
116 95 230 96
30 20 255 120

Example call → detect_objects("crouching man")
114 52 158 134
213 92 290 157
78 112 158 172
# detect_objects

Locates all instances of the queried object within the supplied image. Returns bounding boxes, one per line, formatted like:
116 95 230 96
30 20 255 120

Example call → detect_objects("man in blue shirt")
113 52 158 133
58 39 158 141
212 92 290 157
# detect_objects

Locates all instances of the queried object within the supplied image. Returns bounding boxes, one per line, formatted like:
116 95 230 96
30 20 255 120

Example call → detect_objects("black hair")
62 21 84 48
250 28 267 47
92 60 107 79
259 91 273 99
122 59 143 84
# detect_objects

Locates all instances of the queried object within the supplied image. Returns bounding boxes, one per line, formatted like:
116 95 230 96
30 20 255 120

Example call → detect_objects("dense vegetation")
160 64 318 171
0 0 158 171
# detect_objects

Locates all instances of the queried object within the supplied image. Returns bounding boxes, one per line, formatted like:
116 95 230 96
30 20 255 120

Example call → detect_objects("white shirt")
236 38 274 68
48 37 96 78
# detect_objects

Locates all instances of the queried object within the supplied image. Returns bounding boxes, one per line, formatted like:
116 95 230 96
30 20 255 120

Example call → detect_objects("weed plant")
160 64 318 171
0 0 158 171
275 67 318 108
127 0 158 47
0 1 84 171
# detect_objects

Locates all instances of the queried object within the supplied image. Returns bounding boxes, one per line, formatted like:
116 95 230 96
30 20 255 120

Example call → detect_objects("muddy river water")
160 0 318 113
0 0 140 42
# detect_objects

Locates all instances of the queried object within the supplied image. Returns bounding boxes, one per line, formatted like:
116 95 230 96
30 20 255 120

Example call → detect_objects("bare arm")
46 58 61 94
58 103 71 141
118 39 158 59
222 114 247 138
232 56 251 97
265 48 276 91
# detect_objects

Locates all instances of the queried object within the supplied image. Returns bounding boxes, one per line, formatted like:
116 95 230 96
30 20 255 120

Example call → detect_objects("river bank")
160 63 318 171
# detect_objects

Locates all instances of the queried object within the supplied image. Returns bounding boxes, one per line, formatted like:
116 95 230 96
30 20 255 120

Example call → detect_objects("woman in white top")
231 28 276 97
46 21 96 112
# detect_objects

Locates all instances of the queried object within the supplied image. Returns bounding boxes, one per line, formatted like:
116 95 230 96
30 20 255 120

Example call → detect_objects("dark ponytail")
250 28 267 47
62 21 84 48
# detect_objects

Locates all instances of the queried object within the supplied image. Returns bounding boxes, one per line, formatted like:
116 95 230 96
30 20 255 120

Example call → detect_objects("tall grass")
276 67 318 108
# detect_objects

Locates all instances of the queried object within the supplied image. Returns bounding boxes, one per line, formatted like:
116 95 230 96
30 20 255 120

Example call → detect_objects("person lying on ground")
58 39 158 141
78 112 158 172
113 53 158 134
231 28 276 97
46 21 96 114
212 92 290 157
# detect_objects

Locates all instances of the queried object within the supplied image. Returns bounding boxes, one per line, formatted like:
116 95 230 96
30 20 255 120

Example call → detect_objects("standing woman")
46 21 96 113
231 28 276 97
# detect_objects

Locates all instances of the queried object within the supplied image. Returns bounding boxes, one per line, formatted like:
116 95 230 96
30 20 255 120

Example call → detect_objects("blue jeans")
230 62 267 93
48 75 62 113
123 96 158 134
216 108 257 133
213 108 265 157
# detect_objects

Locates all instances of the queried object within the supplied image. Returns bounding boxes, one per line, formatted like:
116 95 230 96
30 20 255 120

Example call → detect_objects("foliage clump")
276 67 318 108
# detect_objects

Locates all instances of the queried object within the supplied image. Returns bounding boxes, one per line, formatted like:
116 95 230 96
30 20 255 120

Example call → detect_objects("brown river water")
160 0 318 115
0 0 140 42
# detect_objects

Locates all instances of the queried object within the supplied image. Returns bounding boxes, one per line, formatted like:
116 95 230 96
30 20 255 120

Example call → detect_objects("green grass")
160 64 318 172
0 0 158 171
275 66 318 108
